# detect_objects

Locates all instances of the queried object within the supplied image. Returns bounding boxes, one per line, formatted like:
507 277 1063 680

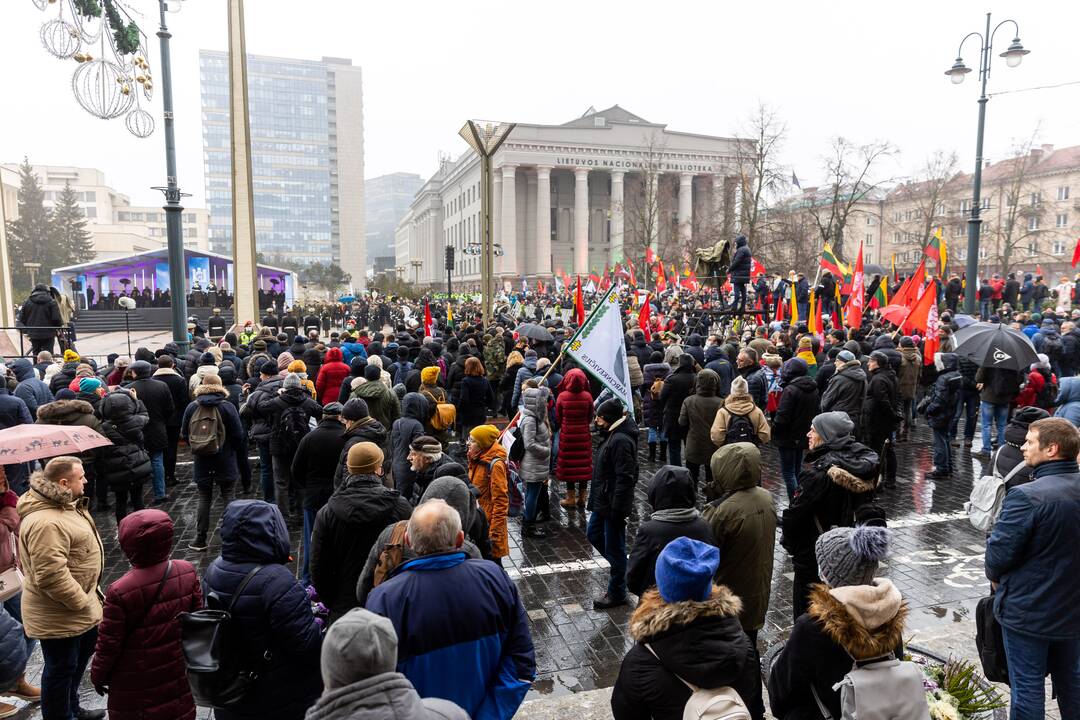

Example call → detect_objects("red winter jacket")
1016 368 1056 410
0 490 19 573
91 509 203 720
316 347 351 404
555 369 595 486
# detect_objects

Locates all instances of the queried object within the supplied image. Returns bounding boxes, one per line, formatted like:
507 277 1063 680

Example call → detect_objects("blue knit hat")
654 537 719 603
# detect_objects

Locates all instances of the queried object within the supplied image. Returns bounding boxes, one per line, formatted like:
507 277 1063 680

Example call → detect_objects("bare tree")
983 134 1050 277
621 132 672 285
735 102 788 246
805 137 898 262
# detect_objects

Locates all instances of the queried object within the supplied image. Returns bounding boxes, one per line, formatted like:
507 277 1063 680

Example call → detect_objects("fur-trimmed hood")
630 584 743 641
827 465 876 494
194 382 227 398
808 579 907 660
35 398 96 424
23 469 76 508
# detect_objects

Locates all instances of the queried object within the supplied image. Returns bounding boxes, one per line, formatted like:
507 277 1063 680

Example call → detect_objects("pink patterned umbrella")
0 424 112 464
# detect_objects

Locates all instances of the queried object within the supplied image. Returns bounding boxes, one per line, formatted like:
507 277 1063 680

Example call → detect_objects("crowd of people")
1 253 1079 720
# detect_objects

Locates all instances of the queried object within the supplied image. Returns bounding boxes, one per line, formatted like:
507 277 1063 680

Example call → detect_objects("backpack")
508 425 526 463
1035 371 1058 410
966 450 1027 533
506 461 525 518
812 653 930 720
650 376 665 399
988 368 1019 400
1042 332 1064 359
645 644 750 720
272 404 310 456
724 410 759 446
423 389 457 431
373 520 409 587
188 404 226 457
179 566 267 709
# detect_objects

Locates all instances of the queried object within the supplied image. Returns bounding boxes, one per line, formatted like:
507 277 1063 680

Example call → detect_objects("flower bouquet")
909 652 1007 720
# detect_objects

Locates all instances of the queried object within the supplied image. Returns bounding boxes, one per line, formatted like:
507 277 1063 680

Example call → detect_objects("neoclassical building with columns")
395 106 748 288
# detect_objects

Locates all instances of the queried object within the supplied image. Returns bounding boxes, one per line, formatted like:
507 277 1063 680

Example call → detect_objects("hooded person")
260 372 323 518
317 346 351 405
10 358 52 420
35 394 104 507
467 424 510 561
310 442 412 624
305 608 469 720
291 401 348 585
612 537 763 720
510 349 539 410
992 405 1050 491
642 351 672 461
678 368 724 486
780 411 879 619
390 393 429 501
555 368 594 508
771 358 819 500
768 526 913 720
90 510 203 720
352 363 402 431
626 467 714 597
519 385 553 536
659 353 697 466
701 443 776 641
97 387 153 524
127 359 175 503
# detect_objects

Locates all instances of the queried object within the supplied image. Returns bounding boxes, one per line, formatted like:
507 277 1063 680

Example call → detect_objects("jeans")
40 626 98 720
647 428 667 444
797 303 809 322
778 446 804 500
258 440 274 503
1002 626 1080 720
4 593 35 657
164 425 181 482
523 482 544 524
932 427 952 473
951 387 979 440
980 299 991 321
301 507 317 587
112 480 144 524
149 450 165 499
195 474 234 544
586 512 627 599
981 401 1010 452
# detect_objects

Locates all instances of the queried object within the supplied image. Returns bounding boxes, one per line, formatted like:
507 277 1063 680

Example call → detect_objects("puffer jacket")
16 469 104 639
611 585 762 720
820 360 867 436
678 369 723 465
11 359 52 419
768 579 907 720
862 364 900 438
19 286 62 339
36 398 102 485
554 369 593 486
702 443 776 634
240 376 282 442
709 393 771 446
771 360 818 450
0 600 28 694
98 389 152 490
310 473 412 623
332 417 388 490
390 393 429 499
1054 376 1080 426
920 353 962 430
641 362 671 430
90 510 202 720
469 442 510 559
511 355 539 410
519 386 552 484
626 467 714 597
446 353 470 403
456 375 494 429
587 415 639 519
262 386 323 457
316 347 351 404
203 501 323 720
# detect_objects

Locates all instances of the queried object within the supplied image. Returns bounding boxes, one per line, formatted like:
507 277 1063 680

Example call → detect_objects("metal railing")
1 326 77 358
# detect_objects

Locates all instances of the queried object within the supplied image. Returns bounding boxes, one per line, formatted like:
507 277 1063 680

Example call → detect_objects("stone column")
647 172 661 253
501 164 517 279
574 167 589 275
711 175 724 227
492 170 502 280
227 0 259 327
678 172 693 249
536 166 552 278
610 170 625 265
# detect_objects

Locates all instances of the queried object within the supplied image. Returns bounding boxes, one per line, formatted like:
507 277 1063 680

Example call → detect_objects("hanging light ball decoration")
40 18 82 58
32 0 51 10
72 57 134 119
125 107 154 138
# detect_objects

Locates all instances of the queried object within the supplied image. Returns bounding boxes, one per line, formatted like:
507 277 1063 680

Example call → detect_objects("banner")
187 256 210 291
565 285 634 413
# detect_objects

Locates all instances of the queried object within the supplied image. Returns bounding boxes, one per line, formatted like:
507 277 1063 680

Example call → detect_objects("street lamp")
945 13 1030 314
23 263 41 288
410 258 423 286
459 120 515 326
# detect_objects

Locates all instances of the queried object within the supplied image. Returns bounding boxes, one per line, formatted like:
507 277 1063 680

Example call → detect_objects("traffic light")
445 244 455 271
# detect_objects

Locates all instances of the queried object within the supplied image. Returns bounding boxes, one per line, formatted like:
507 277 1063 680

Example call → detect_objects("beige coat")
16 470 104 639
709 394 771 446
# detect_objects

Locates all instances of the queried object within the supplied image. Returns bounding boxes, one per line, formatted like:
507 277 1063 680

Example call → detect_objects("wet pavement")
8 419 1035 718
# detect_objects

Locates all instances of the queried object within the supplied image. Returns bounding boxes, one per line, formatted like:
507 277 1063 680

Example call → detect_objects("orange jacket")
470 443 509 558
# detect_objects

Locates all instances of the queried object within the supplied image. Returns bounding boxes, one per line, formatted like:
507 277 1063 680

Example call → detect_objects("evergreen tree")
5 158 52 291
53 180 95 266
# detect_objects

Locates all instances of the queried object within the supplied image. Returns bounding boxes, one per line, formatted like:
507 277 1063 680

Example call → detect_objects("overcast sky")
3 0 1078 208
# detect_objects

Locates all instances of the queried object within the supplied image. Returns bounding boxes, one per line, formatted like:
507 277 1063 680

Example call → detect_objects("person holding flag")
844 243 866 329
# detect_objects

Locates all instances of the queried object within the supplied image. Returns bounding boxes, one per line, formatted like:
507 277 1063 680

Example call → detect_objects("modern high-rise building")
365 172 423 274
199 51 366 286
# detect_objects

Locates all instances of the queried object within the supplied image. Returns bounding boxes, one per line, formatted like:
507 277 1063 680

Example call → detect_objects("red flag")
889 258 927 310
423 302 433 337
656 261 668 294
844 243 865 328
922 299 940 366
1036 264 1044 277
537 279 545 295
1072 239 1080 268
775 286 786 323
626 258 638 286
900 274 938 334
638 295 652 341
645 247 657 265
751 256 766 278
575 276 585 325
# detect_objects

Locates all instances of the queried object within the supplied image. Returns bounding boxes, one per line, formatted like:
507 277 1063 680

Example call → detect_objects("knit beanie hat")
410 435 443 455
55 388 76 400
252 339 267 352
469 424 500 450
798 335 813 350
869 350 890 367
597 398 625 424
730 376 749 396
78 377 102 394
277 352 295 371
342 398 369 421
321 608 397 689
420 366 440 385
811 410 854 444
346 441 384 475
815 525 890 588
283 372 302 389
654 537 720 603
63 349 80 363
364 364 382 382
287 359 307 374
900 336 915 348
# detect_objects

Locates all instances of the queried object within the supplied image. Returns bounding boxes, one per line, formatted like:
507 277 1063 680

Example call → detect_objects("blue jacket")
0 389 32 491
340 340 367 365
0 603 28 692
986 459 1080 639
1055 377 1080 426
180 385 250 486
203 501 323 720
366 551 535 720
11 360 52 420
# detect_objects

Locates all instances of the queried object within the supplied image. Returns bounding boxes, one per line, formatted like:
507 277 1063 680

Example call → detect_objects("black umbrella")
952 322 1038 371
515 323 554 342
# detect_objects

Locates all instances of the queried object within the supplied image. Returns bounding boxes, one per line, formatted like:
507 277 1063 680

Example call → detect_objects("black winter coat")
261 387 323 456
820 362 866 436
291 419 348 512
862 366 899 438
97 390 152 490
127 376 174 452
919 354 961 430
642 363 671 430
659 366 696 437
19 288 62 339
240 377 282 442
729 238 752 283
771 376 818 449
152 369 189 426
332 418 388 490
309 473 412 623
456 375 494 428
627 467 714 597
740 365 768 410
587 417 639 519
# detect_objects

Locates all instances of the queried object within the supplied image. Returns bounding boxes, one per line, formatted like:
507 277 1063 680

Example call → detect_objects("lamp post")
945 13 1030 315
410 258 423 286
459 120 515 326
23 263 41 288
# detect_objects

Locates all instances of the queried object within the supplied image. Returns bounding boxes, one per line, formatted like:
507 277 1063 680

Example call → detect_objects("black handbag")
179 565 267 708
975 592 1009 684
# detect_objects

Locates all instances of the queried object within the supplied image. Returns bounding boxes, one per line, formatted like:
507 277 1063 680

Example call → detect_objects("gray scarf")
649 507 700 523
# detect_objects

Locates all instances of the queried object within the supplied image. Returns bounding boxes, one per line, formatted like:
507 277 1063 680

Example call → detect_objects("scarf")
649 507 701 523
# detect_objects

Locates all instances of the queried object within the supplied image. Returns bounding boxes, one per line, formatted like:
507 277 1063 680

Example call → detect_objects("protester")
554 367 594 507
262 372 323 518
519 384 553 537
771 357 818 499
19 284 63 356
659 353 696 466
391 393 430 501
405 436 452 505
975 363 1022 457
291 402 348 585
819 349 867 436
10 359 52 421
97 387 152 524
588 399 639 609
365 499 536 720
863 350 900 488
456 356 495 440
678 368 723 486
467 425 510 563
710 375 770 447
126 360 174 504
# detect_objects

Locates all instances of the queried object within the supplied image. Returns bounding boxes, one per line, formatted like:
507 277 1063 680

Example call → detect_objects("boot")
10 674 40 702
577 486 587 507
560 487 577 508
0 702 17 719
648 442 657 462
659 441 668 462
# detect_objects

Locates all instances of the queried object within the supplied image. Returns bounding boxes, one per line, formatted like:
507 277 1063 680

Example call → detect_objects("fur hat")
346 442 384 475
816 526 890 588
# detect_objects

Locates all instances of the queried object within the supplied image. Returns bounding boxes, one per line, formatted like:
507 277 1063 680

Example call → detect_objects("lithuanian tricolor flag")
820 243 845 278
869 280 888 310
447 304 454 328
925 228 947 277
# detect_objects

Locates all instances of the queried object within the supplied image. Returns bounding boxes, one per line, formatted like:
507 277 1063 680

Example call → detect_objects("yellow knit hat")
287 359 307 374
469 424 500 450
421 366 440 385
63 349 80 363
